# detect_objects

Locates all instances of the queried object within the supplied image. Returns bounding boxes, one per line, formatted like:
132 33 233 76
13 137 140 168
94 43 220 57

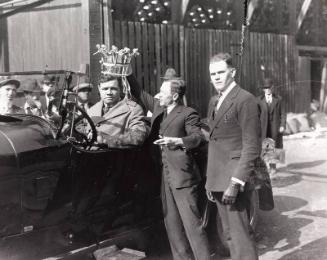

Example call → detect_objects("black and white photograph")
0 0 327 259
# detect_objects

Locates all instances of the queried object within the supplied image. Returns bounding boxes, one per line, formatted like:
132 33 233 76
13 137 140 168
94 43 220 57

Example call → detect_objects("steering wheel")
65 105 97 151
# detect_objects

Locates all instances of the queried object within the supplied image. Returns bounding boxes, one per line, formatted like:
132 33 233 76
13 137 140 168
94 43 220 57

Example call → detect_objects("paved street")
257 131 327 260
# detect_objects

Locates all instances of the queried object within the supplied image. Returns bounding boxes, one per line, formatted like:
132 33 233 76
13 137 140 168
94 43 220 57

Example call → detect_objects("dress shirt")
265 93 272 104
166 103 177 114
216 81 237 111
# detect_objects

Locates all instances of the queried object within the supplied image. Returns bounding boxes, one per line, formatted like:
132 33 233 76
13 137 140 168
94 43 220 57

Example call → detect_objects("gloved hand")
222 181 241 205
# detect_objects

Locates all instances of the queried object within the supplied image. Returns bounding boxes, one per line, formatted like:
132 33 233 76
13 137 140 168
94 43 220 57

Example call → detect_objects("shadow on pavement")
278 236 327 260
296 209 327 219
271 174 302 188
280 160 326 171
256 195 313 254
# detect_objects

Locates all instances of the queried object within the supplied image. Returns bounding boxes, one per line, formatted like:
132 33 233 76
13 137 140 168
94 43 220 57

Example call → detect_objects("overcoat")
257 95 286 148
88 99 148 148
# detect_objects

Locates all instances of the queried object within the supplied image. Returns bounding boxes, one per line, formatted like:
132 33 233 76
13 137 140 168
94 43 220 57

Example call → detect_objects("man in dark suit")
206 53 261 260
130 76 212 260
257 78 286 174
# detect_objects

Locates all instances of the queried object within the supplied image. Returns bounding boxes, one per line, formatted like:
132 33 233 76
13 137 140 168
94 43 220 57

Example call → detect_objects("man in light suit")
68 75 148 239
129 75 212 260
206 53 261 260
88 75 148 148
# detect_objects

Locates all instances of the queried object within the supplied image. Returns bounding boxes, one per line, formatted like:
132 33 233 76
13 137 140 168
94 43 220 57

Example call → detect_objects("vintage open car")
0 73 263 259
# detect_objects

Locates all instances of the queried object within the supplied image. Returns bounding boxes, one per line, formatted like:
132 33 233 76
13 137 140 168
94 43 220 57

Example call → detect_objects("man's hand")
96 133 106 144
206 190 215 202
153 136 183 148
222 181 240 205
279 126 285 133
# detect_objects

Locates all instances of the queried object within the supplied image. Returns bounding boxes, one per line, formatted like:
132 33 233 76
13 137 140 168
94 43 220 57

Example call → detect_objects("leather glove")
222 181 240 205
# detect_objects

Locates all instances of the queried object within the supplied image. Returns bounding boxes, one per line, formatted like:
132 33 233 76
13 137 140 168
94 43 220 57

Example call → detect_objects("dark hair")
210 52 233 67
167 79 186 99
98 74 123 90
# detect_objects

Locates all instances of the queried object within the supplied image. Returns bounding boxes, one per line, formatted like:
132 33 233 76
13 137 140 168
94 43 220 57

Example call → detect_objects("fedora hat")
73 82 93 92
22 79 41 93
161 68 181 80
0 78 20 89
261 78 274 89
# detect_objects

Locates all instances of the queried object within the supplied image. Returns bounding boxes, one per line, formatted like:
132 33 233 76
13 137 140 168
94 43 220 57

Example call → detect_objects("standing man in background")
206 53 261 260
257 78 286 175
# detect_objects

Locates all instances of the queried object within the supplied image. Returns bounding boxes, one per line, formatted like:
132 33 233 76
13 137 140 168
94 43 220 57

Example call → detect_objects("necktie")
162 108 167 121
212 92 222 119
102 105 110 116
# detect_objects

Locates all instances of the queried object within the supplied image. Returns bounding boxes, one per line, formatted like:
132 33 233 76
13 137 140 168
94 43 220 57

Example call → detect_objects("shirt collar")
220 81 236 97
166 103 177 114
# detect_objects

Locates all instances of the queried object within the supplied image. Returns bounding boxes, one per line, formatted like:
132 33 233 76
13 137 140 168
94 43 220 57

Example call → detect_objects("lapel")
90 101 103 117
209 85 240 136
91 100 130 125
103 100 129 120
269 96 278 113
160 105 183 134
151 102 165 126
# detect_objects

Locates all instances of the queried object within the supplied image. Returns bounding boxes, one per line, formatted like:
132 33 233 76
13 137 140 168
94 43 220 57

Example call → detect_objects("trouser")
162 177 212 260
212 191 258 260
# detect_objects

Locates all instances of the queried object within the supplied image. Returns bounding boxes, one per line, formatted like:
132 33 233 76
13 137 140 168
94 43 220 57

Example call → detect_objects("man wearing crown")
88 74 148 148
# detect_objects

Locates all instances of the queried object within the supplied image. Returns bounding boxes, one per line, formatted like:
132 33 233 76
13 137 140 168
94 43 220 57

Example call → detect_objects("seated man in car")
0 78 24 115
69 75 148 236
88 74 148 148
21 79 44 117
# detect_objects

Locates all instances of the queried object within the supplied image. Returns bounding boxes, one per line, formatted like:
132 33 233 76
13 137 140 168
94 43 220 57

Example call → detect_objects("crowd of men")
0 52 286 260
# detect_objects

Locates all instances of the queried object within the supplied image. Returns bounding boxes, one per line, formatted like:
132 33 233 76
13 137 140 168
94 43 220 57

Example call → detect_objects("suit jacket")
88 99 148 148
257 95 286 148
206 85 261 192
134 88 204 189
